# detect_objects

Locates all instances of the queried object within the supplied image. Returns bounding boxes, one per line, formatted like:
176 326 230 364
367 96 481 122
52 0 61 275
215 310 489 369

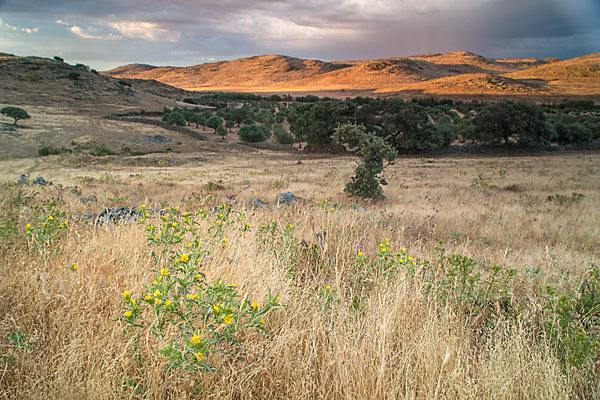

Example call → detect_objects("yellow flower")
175 206 179 211
260 224 265 228
166 300 172 306
180 254 189 263
380 243 384 247
218 280 223 285
213 304 221 313
190 293 198 300
125 311 132 318
172 222 177 227
385 241 390 246
154 298 162 305
122 290 131 299
141 204 146 209
252 302 260 310
329 207 335 212
381 248 387 253
41 222 46 227
48 216 54 221
153 289 161 297
26 223 31 229
401 247 406 252
275 296 280 302
357 251 363 256
192 334 201 344
227 283 235 288
64 220 68 226
195 351 205 361
224 314 234 324
289 224 293 228
145 294 152 301
162 215 166 220
71 263 78 271
131 299 136 305
408 256 413 261
222 238 228 243
315 201 319 205
160 268 169 276
147 233 152 238
183 212 189 217
140 218 145 223
145 212 150 217
325 285 331 291
195 273 203 280
152 280 158 285
260 319 265 324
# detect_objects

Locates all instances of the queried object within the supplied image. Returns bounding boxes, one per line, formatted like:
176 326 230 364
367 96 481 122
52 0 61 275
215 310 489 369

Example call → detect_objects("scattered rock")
146 134 168 143
263 168 271 173
17 174 29 185
129 173 141 178
275 192 299 206
250 198 266 208
80 194 98 204
94 207 139 225
33 176 52 186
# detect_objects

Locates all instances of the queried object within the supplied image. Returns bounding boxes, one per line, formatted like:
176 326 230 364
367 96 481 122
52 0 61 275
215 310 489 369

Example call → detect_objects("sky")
0 0 599 70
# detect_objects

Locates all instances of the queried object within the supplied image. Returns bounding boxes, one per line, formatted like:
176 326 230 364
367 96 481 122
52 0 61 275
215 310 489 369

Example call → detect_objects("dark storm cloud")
0 0 598 69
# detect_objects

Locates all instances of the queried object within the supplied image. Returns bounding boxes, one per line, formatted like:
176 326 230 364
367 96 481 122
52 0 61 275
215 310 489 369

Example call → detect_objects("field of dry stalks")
0 151 599 399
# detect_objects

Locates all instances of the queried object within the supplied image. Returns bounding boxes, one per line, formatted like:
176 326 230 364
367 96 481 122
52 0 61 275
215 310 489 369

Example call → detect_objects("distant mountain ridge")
103 51 600 98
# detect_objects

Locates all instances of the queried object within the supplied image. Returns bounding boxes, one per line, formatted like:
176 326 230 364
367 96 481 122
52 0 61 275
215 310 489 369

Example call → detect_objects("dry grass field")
0 150 599 399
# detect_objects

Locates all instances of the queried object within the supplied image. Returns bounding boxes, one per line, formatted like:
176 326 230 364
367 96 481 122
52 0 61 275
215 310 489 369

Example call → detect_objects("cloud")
0 0 599 69
0 17 38 33
107 20 181 42
68 25 120 40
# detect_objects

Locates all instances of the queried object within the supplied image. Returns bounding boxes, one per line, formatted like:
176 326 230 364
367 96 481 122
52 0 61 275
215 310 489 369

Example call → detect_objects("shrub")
473 101 553 145
397 122 454 151
26 71 41 81
555 123 593 145
332 123 397 200
38 146 71 156
163 111 186 126
273 124 295 144
68 72 80 80
238 124 270 143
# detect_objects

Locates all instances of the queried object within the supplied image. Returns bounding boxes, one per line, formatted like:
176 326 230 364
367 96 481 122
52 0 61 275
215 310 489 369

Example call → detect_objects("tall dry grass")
0 152 598 399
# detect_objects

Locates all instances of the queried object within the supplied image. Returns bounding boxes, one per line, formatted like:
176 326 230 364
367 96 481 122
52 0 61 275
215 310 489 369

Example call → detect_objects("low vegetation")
0 153 598 398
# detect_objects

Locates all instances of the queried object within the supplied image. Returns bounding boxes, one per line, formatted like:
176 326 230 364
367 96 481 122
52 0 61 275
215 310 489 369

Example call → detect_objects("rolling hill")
103 51 600 99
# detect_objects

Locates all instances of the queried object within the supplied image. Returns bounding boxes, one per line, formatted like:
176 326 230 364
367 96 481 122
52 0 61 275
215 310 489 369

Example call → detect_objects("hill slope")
0 53 192 113
104 51 600 99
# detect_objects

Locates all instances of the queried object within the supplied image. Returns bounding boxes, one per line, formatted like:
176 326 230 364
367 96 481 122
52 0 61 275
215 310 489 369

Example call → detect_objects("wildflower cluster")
122 205 280 371
24 200 69 251
141 205 197 246
313 199 339 213
354 239 418 283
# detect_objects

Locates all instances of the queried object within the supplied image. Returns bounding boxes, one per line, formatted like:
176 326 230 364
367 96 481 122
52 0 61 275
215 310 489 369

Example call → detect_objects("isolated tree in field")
1 106 30 125
206 115 223 133
225 119 234 132
216 124 227 138
332 123 397 200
